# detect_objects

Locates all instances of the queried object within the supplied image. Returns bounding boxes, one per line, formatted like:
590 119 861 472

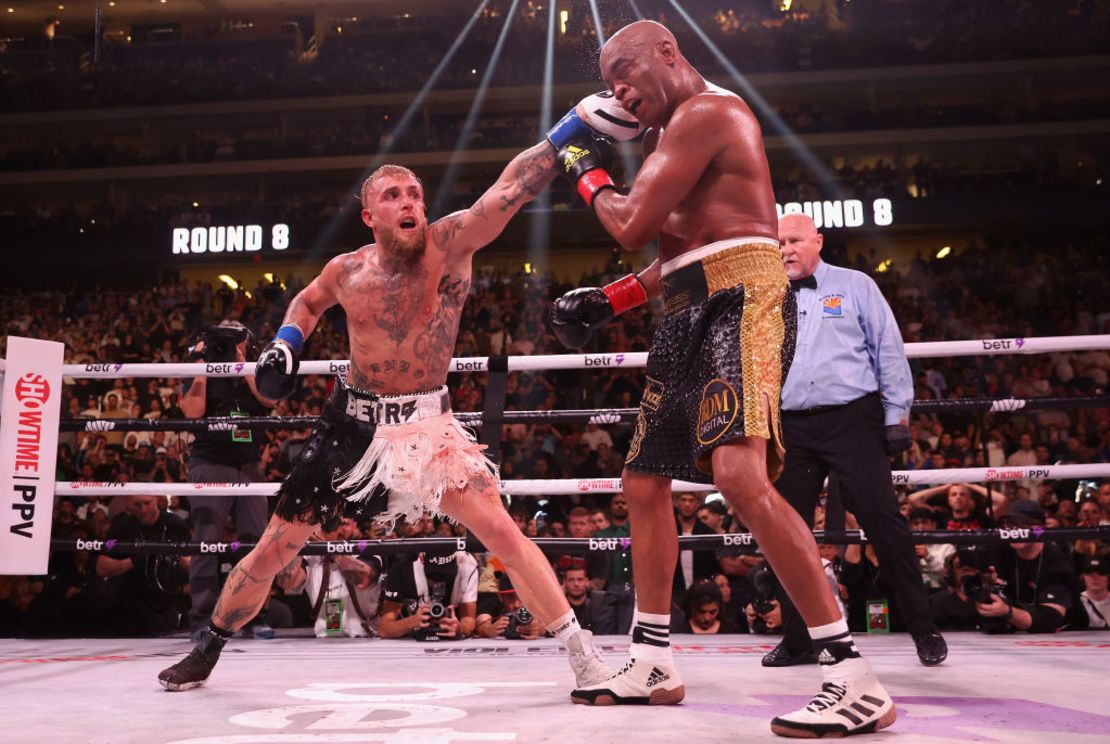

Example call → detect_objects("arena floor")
3 633 1108 743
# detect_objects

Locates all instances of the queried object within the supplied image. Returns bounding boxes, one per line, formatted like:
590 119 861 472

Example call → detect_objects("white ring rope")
55 334 1110 379
57 463 1110 497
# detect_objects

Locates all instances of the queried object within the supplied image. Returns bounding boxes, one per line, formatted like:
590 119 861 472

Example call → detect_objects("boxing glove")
255 324 303 400
547 90 645 149
555 133 617 207
549 274 647 349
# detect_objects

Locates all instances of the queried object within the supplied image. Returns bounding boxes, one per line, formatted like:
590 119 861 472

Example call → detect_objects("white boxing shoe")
770 656 896 738
565 631 616 688
571 657 685 706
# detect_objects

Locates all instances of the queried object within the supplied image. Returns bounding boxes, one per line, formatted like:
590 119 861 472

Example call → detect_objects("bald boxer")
548 21 895 737
159 126 623 693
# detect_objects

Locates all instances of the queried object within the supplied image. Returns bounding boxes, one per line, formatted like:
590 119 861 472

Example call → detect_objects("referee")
767 213 947 667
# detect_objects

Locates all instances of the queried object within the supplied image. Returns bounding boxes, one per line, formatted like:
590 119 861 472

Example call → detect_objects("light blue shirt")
781 260 913 426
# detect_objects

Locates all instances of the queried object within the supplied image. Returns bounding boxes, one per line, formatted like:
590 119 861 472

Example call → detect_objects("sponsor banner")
0 337 64 575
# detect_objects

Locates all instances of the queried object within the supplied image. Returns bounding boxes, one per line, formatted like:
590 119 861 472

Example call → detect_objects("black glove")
549 287 615 349
884 424 912 456
555 133 617 207
255 341 300 400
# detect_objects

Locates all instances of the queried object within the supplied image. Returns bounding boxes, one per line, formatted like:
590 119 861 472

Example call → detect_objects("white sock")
547 611 586 647
629 608 672 663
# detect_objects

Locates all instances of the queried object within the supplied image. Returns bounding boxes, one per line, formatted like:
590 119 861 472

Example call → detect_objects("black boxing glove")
549 274 647 349
255 324 303 400
884 424 912 456
555 134 617 208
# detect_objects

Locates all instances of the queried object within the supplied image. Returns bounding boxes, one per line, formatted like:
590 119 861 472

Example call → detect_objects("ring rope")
57 395 1110 433
56 333 1110 379
56 463 1110 498
48 526 1110 557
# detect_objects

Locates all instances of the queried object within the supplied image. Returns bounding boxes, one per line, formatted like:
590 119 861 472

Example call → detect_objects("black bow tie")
790 275 817 291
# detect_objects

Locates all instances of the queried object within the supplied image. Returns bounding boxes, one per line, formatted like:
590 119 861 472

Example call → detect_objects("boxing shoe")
911 627 948 666
770 656 896 738
158 626 228 691
565 630 616 688
762 640 820 667
570 658 685 706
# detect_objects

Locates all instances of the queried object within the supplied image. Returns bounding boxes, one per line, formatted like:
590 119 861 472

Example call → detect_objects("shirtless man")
547 21 896 737
158 130 619 693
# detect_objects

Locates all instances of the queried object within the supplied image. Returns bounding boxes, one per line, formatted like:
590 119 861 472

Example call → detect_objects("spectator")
274 518 382 638
1071 556 1109 630
674 580 743 635
379 552 478 640
909 508 955 591
974 502 1073 634
92 495 191 636
562 565 618 635
594 493 634 634
673 492 718 606
909 483 999 530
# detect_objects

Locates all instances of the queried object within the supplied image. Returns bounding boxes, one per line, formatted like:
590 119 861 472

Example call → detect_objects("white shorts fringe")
334 412 497 529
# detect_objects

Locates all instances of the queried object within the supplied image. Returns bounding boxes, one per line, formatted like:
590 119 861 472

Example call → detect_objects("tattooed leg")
212 514 316 631
439 479 570 627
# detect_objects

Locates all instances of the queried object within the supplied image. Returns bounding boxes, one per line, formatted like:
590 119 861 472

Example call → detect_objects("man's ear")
361 209 374 230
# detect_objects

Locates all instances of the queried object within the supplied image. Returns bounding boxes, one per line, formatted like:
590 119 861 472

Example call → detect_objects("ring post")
0 337 65 575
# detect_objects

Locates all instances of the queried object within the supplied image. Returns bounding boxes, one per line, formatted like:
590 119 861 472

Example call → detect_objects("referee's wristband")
274 324 305 354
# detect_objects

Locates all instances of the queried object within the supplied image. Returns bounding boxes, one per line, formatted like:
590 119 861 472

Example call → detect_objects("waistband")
340 382 451 426
660 240 785 316
781 392 879 416
660 237 779 276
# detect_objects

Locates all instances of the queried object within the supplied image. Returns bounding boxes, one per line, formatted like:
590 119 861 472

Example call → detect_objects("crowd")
0 229 1107 636
1 0 1106 111
4 96 1104 174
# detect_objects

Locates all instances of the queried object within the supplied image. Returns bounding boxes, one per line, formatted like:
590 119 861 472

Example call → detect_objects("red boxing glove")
602 273 648 315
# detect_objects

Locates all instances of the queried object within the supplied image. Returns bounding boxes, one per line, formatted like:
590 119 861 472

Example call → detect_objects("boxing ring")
3 334 1110 743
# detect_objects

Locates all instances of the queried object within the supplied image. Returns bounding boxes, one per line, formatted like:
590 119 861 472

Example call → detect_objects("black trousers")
774 393 930 648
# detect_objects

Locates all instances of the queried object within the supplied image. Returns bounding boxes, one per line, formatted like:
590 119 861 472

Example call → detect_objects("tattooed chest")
342 272 471 389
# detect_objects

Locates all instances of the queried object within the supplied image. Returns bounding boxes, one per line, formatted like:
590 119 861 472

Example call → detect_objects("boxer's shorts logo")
697 378 738 445
626 412 647 463
640 377 665 412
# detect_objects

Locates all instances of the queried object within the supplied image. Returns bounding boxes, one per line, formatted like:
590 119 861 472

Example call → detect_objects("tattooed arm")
281 254 348 337
430 141 559 255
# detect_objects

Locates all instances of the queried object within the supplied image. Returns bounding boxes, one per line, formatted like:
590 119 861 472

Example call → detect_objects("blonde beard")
378 226 426 261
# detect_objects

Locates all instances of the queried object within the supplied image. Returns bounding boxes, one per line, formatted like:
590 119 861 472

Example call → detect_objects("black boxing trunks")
273 380 380 530
624 239 796 483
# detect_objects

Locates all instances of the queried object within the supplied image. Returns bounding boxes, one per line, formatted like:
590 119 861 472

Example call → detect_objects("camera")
411 582 450 642
749 564 778 634
200 323 251 363
503 606 534 640
960 570 1000 604
961 570 1012 634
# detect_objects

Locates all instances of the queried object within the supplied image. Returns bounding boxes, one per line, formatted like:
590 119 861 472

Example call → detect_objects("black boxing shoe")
158 625 229 691
911 627 948 666
762 640 819 668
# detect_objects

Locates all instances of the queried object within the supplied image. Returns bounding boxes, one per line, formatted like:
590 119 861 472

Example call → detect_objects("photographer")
928 549 988 631
744 562 784 635
475 572 545 640
379 551 478 640
93 495 191 636
274 517 382 638
973 501 1074 633
182 320 277 635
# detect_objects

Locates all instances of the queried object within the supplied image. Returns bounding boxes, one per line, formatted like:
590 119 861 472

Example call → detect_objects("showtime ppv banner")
0 337 63 574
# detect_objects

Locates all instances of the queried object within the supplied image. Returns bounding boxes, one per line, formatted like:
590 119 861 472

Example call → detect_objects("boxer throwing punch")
549 21 896 737
158 103 644 693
